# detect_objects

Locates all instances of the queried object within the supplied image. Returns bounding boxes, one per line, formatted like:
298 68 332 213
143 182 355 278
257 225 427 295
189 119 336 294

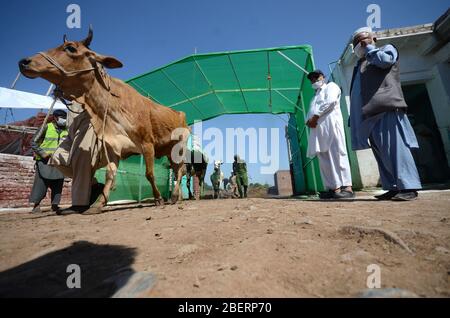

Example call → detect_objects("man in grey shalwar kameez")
349 27 422 201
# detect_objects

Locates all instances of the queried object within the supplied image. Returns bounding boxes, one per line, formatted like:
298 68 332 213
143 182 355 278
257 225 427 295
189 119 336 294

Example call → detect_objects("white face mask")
353 43 366 59
56 117 67 127
312 80 324 90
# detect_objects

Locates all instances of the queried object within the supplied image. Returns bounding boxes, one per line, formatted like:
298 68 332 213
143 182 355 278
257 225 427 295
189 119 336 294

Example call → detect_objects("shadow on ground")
0 241 137 297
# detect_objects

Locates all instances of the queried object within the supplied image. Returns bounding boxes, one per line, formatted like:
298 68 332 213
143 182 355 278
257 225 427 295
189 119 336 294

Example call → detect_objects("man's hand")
353 33 373 48
41 153 51 164
307 115 319 128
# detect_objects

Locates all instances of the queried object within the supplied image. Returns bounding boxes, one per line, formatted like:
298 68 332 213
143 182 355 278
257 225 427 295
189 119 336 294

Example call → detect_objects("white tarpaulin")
0 87 66 110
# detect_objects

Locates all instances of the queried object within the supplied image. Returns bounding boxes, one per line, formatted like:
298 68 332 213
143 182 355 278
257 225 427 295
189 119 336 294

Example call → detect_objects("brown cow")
18 27 189 212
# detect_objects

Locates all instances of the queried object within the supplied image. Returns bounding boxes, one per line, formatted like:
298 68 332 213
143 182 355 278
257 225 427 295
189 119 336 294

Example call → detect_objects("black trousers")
29 171 64 206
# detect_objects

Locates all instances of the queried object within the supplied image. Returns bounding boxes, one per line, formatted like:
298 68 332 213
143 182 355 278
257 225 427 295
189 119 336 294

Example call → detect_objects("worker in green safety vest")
233 155 248 198
30 109 68 214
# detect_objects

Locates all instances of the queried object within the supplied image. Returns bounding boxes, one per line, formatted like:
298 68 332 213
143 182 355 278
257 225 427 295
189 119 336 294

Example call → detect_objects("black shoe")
374 190 399 200
334 190 355 199
52 204 62 215
330 190 354 199
59 205 90 215
391 190 418 201
319 190 334 199
31 205 41 214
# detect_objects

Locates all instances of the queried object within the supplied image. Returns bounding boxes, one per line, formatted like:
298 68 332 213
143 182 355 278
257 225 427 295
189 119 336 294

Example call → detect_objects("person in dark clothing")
30 109 68 213
233 155 248 198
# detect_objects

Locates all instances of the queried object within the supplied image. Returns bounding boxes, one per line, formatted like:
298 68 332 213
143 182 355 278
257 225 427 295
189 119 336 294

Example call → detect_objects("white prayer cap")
352 26 373 40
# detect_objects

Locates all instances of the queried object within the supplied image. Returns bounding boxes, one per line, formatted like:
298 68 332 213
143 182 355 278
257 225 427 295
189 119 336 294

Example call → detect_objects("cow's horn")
63 34 68 43
82 25 93 47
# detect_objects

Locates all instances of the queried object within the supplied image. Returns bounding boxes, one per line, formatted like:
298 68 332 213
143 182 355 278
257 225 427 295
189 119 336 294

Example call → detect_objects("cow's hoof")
154 198 163 206
82 206 103 215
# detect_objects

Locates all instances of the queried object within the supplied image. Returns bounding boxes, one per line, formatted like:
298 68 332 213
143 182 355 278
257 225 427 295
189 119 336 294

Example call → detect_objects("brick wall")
0 153 72 208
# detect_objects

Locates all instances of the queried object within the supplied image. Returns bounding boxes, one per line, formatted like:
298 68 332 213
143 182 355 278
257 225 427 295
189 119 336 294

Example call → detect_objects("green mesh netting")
127 45 313 125
94 155 171 202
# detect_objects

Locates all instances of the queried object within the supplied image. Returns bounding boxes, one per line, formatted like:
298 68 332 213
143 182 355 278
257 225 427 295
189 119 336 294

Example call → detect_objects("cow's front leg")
196 175 203 200
186 167 194 200
84 154 119 215
143 143 163 206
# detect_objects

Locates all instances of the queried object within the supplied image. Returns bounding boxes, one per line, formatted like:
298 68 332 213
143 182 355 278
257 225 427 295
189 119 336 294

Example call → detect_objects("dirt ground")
0 190 449 298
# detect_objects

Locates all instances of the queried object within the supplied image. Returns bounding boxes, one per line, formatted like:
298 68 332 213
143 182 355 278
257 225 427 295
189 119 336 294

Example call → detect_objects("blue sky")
0 0 447 184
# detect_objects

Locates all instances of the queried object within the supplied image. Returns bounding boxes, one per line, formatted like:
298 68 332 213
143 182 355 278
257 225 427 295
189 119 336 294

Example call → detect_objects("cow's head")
18 27 123 95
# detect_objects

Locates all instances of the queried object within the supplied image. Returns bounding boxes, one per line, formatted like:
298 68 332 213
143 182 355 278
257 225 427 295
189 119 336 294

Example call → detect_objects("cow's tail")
177 111 190 162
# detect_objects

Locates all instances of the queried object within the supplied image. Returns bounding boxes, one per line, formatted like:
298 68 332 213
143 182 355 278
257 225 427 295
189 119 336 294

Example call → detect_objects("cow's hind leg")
143 143 163 206
196 173 203 200
197 165 207 200
186 165 194 200
170 160 184 204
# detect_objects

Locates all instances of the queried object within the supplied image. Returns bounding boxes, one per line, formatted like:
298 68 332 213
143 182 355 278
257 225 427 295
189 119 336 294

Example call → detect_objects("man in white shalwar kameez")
305 70 354 199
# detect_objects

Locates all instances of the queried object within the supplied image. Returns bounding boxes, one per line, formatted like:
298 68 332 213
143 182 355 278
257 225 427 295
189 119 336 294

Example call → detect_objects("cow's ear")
91 52 123 69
